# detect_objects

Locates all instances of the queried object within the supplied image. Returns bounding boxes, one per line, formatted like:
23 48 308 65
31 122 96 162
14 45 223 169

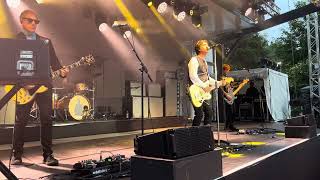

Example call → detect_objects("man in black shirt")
12 10 69 166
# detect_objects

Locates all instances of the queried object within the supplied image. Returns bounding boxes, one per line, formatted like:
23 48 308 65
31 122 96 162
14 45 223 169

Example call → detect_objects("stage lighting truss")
243 0 280 23
144 0 208 25
6 0 20 8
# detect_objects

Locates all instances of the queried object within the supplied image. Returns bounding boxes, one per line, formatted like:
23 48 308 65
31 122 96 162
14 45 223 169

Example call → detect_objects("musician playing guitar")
222 64 249 131
11 10 69 166
188 40 226 126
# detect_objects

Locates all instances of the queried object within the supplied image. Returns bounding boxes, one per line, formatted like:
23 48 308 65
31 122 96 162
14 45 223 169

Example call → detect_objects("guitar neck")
51 61 82 79
232 82 248 96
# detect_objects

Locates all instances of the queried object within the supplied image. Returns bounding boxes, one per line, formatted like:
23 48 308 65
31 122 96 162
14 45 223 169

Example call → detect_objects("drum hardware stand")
52 88 58 119
117 25 153 135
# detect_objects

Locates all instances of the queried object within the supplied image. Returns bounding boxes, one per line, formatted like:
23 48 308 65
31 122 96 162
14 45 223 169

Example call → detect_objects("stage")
0 122 319 180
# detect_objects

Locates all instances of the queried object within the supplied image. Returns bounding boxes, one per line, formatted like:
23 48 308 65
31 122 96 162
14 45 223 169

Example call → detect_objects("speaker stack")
131 126 222 180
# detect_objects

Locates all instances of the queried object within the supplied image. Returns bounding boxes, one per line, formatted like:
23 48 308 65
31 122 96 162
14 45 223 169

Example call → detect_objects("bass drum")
68 95 91 121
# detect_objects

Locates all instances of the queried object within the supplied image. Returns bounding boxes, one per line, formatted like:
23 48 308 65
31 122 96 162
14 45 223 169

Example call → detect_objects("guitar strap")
29 85 42 96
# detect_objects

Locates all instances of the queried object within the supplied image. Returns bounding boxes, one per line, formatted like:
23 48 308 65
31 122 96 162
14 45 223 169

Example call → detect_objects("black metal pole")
141 68 144 135
118 26 153 136
0 160 18 180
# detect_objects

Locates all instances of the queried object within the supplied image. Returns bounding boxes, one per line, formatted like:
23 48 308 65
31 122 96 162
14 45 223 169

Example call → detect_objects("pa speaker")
134 126 214 159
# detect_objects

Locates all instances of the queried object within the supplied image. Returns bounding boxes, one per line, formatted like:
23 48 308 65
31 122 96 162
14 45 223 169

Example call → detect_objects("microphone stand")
120 27 153 135
213 47 221 146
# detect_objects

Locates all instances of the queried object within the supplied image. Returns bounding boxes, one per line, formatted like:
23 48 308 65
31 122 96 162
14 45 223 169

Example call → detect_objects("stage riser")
219 135 320 180
0 117 186 145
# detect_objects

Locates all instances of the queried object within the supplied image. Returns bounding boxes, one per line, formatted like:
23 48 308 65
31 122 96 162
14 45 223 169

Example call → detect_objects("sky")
260 0 303 42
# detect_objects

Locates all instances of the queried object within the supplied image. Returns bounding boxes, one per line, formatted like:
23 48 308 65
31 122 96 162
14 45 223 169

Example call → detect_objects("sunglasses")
23 18 40 25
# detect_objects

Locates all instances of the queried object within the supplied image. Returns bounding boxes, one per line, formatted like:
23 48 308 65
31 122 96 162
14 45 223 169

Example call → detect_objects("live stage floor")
0 122 318 180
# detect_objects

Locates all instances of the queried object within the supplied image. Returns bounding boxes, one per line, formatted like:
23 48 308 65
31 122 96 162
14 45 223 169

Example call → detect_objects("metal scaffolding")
307 12 320 117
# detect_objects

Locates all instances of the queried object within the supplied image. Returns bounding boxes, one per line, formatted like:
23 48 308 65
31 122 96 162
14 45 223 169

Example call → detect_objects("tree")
268 1 309 97
227 34 269 69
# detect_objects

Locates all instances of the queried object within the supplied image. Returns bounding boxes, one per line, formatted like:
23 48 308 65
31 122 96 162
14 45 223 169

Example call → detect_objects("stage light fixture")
99 23 108 32
6 0 20 8
95 12 109 32
157 2 168 14
192 15 202 28
123 30 131 39
36 0 44 4
176 11 186 21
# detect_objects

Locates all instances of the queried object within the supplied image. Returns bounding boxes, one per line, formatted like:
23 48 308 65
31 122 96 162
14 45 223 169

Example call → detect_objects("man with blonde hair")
188 40 226 126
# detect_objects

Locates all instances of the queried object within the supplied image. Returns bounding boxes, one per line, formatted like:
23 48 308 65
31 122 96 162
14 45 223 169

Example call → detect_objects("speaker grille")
134 126 214 159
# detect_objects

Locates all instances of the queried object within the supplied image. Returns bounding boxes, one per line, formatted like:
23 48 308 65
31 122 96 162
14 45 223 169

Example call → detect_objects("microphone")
112 21 128 27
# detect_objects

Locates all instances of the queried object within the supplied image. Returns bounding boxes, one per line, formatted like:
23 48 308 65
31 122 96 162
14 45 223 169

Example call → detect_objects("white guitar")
189 77 234 107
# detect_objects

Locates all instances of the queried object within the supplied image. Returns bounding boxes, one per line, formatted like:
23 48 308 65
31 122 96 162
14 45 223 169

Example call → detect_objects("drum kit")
52 75 99 121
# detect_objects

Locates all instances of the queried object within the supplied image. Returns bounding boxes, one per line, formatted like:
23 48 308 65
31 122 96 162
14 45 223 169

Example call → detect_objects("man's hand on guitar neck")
59 66 70 78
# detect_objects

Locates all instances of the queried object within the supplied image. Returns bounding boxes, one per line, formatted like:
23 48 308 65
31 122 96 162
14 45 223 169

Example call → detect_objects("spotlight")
99 23 108 32
176 11 186 21
173 1 186 22
6 0 20 8
95 12 109 32
245 7 253 17
123 30 132 39
157 2 168 14
36 0 44 4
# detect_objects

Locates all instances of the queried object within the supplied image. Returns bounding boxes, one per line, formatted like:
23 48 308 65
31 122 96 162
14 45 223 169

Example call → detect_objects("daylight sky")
260 0 305 42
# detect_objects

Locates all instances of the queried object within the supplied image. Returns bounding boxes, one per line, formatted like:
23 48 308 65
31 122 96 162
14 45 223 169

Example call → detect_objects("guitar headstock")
79 54 95 65
223 77 234 84
243 79 250 84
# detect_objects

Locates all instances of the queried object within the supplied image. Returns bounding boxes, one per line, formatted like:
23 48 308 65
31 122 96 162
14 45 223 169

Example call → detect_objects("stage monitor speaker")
285 125 317 138
287 114 315 126
134 126 214 159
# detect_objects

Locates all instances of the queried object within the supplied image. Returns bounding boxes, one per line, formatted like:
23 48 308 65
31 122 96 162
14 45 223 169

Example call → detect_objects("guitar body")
4 85 34 105
223 79 249 105
189 77 234 107
4 54 95 105
189 84 212 108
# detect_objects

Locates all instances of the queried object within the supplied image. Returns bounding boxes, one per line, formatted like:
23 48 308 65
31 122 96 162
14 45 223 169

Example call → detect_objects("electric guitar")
189 77 234 108
223 79 249 105
4 54 95 105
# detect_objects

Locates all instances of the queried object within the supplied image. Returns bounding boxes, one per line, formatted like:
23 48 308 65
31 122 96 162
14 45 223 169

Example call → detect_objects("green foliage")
228 34 269 69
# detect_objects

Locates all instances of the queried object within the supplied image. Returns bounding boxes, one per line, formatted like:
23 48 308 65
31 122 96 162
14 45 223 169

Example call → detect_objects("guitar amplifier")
126 96 163 118
125 81 146 96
